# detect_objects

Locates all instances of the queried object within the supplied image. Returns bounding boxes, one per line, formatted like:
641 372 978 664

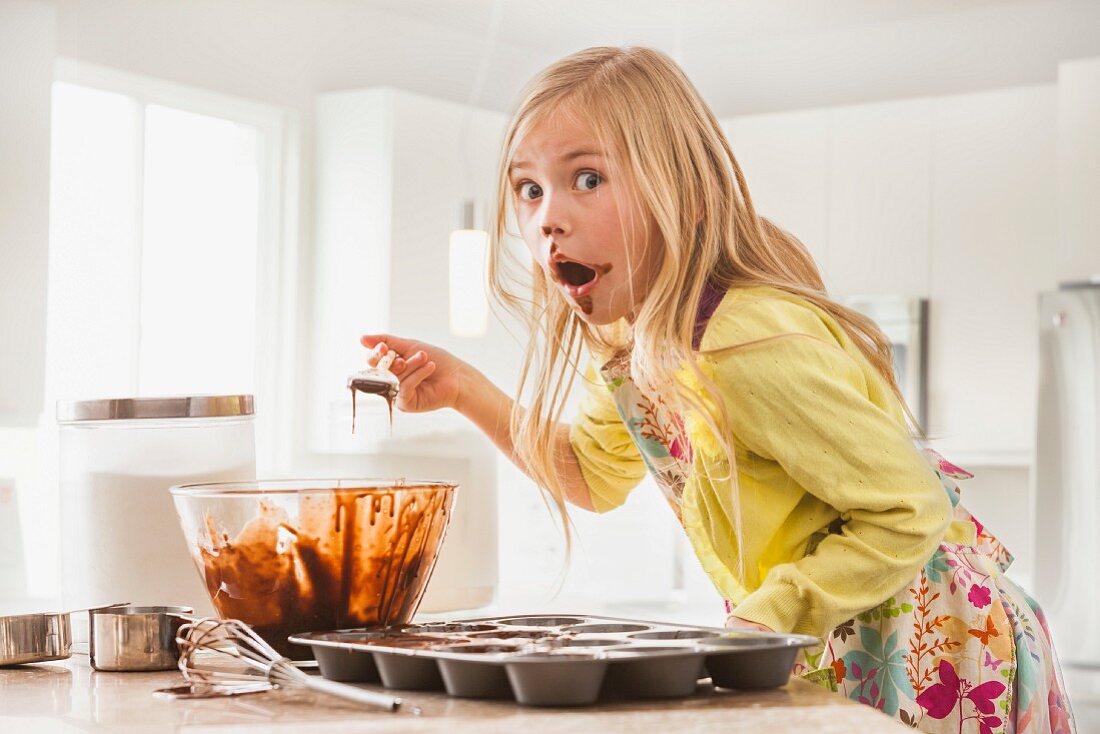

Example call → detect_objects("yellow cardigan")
569 286 956 638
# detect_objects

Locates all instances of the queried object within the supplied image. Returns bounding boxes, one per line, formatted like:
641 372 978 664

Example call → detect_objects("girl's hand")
725 616 775 633
359 334 470 414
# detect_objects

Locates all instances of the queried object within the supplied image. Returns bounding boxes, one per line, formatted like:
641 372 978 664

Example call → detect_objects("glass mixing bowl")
170 479 458 657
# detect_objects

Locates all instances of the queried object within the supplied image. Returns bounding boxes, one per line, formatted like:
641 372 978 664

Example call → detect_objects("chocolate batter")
348 375 398 434
194 483 456 658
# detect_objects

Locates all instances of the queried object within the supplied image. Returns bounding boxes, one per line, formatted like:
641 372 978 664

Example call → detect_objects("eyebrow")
509 149 604 172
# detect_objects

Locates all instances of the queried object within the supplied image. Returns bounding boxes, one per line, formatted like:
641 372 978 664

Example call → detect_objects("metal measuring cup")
89 605 194 672
0 602 129 667
0 611 75 667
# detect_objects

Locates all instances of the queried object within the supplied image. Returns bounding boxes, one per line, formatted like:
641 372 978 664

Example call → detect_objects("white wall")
0 1 54 426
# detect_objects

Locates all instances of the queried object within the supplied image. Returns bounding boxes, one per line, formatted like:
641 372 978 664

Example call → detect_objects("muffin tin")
289 614 818 707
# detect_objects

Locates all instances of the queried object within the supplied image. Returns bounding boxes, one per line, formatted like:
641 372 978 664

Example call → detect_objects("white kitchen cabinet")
926 86 1058 456
723 110 831 280
1058 57 1100 282
827 98 933 298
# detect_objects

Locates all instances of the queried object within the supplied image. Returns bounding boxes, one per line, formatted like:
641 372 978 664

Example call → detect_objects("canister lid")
56 395 254 422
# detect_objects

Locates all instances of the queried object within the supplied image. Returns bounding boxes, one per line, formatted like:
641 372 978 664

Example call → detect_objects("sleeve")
568 363 647 513
707 323 951 637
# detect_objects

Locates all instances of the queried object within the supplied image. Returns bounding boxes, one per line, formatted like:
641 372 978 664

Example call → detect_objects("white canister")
57 396 256 616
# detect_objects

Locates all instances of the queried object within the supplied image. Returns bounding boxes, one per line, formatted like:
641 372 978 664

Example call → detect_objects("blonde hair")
489 46 921 568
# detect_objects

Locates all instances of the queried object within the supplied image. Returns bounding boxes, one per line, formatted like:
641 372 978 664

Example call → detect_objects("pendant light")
449 199 489 338
447 0 502 339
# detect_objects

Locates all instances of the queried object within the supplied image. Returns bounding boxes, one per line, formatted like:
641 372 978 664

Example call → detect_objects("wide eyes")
518 182 543 201
515 171 603 201
574 171 602 191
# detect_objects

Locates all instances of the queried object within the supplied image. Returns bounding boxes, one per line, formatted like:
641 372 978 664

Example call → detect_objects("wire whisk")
176 617 406 712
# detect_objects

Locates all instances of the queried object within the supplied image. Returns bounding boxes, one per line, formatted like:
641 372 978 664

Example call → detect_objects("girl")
361 47 1074 733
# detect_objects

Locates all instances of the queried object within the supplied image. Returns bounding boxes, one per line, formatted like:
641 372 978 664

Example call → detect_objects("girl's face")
508 113 661 325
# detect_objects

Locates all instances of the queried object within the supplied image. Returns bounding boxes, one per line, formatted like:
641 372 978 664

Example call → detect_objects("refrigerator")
842 295 929 431
1034 281 1100 667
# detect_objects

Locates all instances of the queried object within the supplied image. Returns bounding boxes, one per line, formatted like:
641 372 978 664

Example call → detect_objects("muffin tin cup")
313 645 381 683
372 651 446 691
697 636 808 690
289 614 819 707
504 654 609 707
602 648 707 698
434 643 522 699
437 657 514 699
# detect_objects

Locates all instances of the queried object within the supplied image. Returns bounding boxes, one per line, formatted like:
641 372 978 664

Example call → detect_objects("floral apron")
600 354 1075 734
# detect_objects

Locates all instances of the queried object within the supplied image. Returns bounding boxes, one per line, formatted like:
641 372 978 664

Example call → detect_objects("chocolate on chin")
193 484 454 658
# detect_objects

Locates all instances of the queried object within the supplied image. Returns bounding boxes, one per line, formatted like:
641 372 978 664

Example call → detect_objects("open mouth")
548 245 611 303
555 260 598 287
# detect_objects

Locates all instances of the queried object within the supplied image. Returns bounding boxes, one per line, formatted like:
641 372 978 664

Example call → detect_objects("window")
23 61 297 598
46 61 298 473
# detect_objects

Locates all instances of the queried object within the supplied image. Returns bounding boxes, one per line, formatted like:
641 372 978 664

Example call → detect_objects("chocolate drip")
194 484 455 658
349 377 397 434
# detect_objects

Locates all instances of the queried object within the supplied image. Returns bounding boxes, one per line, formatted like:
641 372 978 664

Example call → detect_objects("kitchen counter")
1 656 913 733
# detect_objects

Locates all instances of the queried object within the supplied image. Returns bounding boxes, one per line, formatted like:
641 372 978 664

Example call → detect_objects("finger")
360 334 388 348
400 360 437 396
366 342 407 373
395 350 430 376
400 351 428 373
361 334 418 354
366 342 388 367
376 348 397 372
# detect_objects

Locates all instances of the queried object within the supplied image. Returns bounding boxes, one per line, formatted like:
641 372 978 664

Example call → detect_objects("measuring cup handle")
165 611 201 621
76 601 131 616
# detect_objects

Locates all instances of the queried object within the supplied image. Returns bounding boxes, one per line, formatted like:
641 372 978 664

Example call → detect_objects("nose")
538 191 570 239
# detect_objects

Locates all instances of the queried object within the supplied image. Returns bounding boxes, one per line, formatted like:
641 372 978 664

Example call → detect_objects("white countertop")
0 653 914 734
